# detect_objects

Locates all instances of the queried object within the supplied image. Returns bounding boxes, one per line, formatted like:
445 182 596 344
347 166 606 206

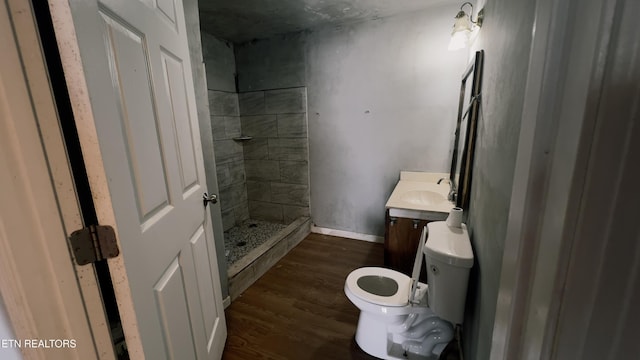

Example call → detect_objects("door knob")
203 192 217 207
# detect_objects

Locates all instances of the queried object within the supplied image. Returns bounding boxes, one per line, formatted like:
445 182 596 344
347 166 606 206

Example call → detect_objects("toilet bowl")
344 267 453 360
344 215 474 360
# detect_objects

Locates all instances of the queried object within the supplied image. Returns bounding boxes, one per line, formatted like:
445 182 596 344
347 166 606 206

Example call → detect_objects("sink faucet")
438 178 457 203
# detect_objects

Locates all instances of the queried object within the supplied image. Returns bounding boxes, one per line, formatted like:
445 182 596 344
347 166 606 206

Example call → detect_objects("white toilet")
344 210 474 359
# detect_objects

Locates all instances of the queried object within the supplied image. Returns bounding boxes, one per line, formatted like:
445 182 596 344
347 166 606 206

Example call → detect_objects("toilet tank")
423 221 474 325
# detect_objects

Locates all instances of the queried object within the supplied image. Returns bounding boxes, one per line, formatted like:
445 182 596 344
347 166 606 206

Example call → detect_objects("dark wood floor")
222 233 381 359
222 233 462 360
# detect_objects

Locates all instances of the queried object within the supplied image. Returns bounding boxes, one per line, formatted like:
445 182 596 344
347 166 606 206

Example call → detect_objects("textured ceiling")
198 0 452 43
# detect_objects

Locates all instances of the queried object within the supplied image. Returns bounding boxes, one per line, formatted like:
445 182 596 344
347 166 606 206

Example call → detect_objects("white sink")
385 172 455 220
399 190 447 206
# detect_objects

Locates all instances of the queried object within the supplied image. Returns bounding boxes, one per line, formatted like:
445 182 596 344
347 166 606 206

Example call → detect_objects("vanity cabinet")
383 171 455 278
384 210 431 277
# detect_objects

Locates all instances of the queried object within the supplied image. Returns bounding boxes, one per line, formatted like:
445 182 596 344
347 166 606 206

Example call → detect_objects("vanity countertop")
385 171 455 220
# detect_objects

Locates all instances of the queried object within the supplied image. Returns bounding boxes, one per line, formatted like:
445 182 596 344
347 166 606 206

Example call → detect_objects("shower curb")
228 217 311 301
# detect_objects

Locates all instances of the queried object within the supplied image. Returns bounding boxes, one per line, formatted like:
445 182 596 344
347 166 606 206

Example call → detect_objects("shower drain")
236 241 247 247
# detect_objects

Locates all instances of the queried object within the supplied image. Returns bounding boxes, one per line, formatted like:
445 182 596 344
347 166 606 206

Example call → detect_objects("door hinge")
69 225 120 265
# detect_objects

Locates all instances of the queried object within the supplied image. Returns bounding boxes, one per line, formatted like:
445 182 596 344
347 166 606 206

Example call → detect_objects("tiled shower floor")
223 219 288 267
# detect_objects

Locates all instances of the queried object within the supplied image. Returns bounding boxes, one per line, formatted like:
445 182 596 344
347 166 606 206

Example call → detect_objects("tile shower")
208 87 310 270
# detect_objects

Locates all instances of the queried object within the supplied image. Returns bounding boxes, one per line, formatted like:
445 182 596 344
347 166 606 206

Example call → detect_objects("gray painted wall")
462 0 536 357
234 5 466 236
235 32 306 91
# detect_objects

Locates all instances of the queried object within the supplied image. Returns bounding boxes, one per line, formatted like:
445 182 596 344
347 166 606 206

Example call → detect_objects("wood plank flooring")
222 233 381 359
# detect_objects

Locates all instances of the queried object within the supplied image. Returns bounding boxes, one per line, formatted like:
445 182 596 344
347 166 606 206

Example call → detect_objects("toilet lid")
346 267 411 307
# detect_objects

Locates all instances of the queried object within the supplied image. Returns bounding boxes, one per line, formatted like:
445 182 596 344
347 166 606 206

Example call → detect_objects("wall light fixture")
448 2 484 51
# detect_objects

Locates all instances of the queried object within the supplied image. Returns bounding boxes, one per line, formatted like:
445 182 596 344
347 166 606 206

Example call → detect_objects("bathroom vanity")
382 52 484 277
384 172 455 276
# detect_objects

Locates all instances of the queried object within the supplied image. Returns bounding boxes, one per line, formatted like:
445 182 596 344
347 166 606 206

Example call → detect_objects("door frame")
0 0 114 358
46 0 145 355
489 0 619 358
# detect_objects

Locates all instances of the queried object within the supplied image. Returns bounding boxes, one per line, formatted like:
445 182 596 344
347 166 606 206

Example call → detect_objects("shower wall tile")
240 115 278 137
211 116 226 140
230 183 248 204
234 86 310 224
208 90 239 116
216 164 232 188
279 161 308 185
214 139 243 164
249 201 284 222
221 208 235 231
220 183 248 211
224 116 242 138
212 116 241 139
283 205 310 224
219 187 234 211
277 113 307 137
246 180 271 202
245 160 280 181
234 204 250 223
227 161 246 184
265 88 306 114
217 162 248 230
239 91 265 115
243 138 269 160
269 138 308 161
271 183 309 206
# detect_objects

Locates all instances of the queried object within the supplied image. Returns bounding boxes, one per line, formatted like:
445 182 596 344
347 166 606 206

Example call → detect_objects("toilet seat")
345 267 411 307
344 226 460 360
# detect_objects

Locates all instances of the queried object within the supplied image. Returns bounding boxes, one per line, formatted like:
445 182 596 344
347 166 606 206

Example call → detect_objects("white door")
50 0 226 358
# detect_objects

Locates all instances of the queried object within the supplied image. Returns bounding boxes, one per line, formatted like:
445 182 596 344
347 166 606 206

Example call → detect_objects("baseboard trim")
222 296 231 309
311 226 384 243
